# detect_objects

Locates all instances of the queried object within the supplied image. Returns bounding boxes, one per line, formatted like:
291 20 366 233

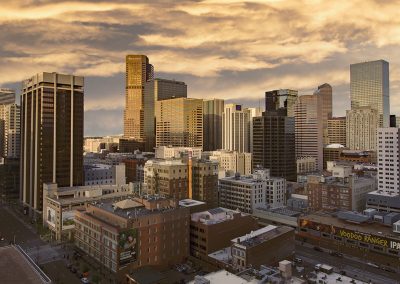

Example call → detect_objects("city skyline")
1 1 400 136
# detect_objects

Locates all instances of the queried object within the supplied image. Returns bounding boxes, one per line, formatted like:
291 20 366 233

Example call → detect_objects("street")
295 244 400 284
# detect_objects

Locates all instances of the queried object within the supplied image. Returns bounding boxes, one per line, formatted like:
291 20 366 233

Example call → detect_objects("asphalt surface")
295 244 400 284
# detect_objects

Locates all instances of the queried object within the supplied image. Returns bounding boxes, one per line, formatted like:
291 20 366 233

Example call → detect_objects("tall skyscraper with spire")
124 55 154 140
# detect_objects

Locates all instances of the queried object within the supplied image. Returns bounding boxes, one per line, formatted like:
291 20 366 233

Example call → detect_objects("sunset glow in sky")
1 0 400 135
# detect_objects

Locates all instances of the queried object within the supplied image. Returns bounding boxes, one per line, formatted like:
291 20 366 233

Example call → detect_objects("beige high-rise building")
144 78 187 151
155 98 203 148
327 117 346 146
314 83 333 145
0 88 15 105
203 99 224 151
206 150 252 176
124 55 154 140
0 103 20 158
346 107 378 151
294 95 324 171
222 104 250 153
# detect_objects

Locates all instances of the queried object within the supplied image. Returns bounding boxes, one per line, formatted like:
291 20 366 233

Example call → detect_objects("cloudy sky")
1 0 400 136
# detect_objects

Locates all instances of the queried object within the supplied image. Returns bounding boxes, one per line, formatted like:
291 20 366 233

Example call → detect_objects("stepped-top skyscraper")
350 60 389 127
21 72 84 211
124 55 154 140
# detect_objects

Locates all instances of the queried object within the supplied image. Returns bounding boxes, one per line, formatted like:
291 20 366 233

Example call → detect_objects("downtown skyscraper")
252 91 296 181
350 60 389 127
124 55 154 140
21 72 84 211
294 84 332 171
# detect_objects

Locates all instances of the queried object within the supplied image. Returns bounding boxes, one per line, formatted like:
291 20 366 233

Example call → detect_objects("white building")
154 145 202 159
346 107 378 151
205 150 251 176
377 127 400 194
0 103 20 158
84 163 126 186
218 169 286 213
84 135 122 153
222 104 251 153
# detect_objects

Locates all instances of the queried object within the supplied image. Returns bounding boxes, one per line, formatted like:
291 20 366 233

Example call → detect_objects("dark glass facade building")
21 72 84 211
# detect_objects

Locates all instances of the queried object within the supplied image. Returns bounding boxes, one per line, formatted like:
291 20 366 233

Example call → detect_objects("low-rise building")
204 150 252 176
190 207 258 261
366 190 400 213
155 146 202 159
298 212 400 264
191 159 219 208
209 225 295 271
84 163 126 185
42 183 137 241
74 196 190 280
143 159 189 199
219 169 286 213
306 165 376 212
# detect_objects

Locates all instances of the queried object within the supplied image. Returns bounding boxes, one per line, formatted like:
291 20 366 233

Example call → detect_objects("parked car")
329 251 343 257
366 262 380 269
294 257 302 263
81 277 90 284
313 246 323 252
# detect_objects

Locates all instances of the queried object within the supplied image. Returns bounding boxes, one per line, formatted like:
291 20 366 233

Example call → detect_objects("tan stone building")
143 159 189 200
327 117 346 146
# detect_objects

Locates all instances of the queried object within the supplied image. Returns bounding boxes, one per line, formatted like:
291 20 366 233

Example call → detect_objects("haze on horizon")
1 0 400 136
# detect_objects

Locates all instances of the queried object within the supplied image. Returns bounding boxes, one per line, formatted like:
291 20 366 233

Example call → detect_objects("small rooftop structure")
191 207 245 224
113 199 143 210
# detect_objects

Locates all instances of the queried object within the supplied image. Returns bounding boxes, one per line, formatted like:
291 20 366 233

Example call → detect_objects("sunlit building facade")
222 104 250 153
124 55 154 140
346 107 378 151
350 60 390 127
265 89 298 117
327 117 346 146
143 78 187 151
155 98 203 148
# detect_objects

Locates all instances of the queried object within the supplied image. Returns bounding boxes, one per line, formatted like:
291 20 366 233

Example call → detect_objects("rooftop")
179 199 206 207
91 196 177 219
189 270 257 284
233 225 293 248
191 207 246 224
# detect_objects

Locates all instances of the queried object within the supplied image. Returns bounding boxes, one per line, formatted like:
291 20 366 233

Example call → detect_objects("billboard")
62 210 76 230
46 207 56 227
118 228 138 266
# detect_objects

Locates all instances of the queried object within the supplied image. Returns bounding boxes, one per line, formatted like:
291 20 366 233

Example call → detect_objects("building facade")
21 72 84 211
206 150 252 176
377 127 400 195
0 103 20 158
155 98 203 148
74 196 189 279
143 159 189 199
190 207 258 260
265 89 298 117
203 99 224 151
327 117 346 146
143 78 187 151
124 55 154 140
192 159 219 208
222 104 250 153
346 107 378 151
252 111 296 181
350 60 390 128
